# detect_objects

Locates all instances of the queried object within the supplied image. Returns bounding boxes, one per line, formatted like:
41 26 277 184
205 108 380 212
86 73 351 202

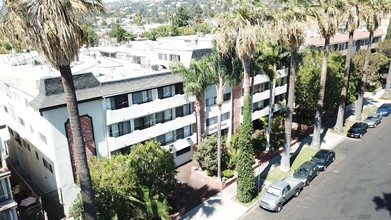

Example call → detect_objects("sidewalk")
179 89 388 220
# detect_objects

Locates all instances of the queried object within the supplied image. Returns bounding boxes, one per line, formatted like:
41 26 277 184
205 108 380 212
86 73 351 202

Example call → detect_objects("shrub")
193 134 218 175
223 169 234 179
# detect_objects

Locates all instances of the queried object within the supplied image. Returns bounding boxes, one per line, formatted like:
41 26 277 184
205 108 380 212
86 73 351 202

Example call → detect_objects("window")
166 131 174 145
156 134 166 145
206 97 216 106
223 93 231 102
175 83 184 95
164 109 172 121
253 84 262 94
110 94 129 110
3 106 8 113
35 151 39 160
176 127 184 139
158 86 172 99
221 112 230 121
183 104 191 116
158 53 167 60
43 158 53 173
176 147 191 157
156 111 165 124
30 125 34 134
24 98 29 107
253 101 264 112
170 54 180 62
132 90 152 104
184 125 191 137
175 106 184 118
206 116 217 126
18 117 25 127
134 116 153 130
38 132 47 144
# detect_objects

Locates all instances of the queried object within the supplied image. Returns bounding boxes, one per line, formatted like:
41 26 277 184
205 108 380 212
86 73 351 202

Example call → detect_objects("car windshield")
295 167 309 176
314 154 326 161
266 186 282 197
366 116 376 120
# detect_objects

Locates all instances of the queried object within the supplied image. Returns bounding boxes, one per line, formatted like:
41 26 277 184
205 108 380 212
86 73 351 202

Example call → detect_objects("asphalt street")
240 116 391 220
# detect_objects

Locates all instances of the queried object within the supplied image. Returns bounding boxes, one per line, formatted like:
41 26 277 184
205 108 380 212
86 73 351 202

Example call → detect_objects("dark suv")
376 103 391 116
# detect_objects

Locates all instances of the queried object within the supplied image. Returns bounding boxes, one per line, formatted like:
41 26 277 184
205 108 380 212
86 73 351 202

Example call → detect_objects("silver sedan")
363 113 382 128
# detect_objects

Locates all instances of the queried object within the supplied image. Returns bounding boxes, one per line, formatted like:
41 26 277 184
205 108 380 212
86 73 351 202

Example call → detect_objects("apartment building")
305 28 385 54
0 128 17 220
0 34 287 217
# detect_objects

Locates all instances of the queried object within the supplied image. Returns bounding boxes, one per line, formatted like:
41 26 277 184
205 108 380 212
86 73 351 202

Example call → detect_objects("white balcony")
106 94 195 124
108 113 196 152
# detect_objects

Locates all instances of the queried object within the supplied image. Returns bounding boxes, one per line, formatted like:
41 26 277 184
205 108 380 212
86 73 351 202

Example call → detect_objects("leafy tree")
0 40 12 54
84 141 176 219
134 11 143 26
110 23 133 43
173 6 190 27
0 1 105 219
295 50 358 123
192 134 218 175
193 4 204 23
335 1 361 132
378 38 391 98
89 155 143 219
352 49 388 90
81 23 97 47
142 25 178 41
309 0 345 149
387 19 391 40
128 141 178 200
236 96 255 203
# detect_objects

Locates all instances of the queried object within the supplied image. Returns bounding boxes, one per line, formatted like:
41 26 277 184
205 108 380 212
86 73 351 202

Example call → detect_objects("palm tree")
378 39 391 98
355 0 390 120
334 1 361 132
204 51 240 181
170 60 209 145
0 1 104 219
272 0 309 172
255 39 289 152
310 0 345 149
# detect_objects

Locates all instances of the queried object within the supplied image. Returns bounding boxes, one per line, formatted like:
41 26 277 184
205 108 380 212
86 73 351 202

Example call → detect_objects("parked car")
258 176 304 212
292 161 319 186
310 149 336 171
376 103 391 116
347 122 368 138
363 113 382 128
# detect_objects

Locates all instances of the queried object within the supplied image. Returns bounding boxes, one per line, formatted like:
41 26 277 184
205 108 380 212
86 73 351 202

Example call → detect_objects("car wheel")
360 133 363 138
316 171 320 176
305 180 309 186
374 123 377 127
332 156 335 162
294 189 300 197
276 204 282 213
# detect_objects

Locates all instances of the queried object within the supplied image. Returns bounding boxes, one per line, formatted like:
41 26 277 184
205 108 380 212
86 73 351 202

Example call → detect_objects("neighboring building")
0 34 287 217
0 124 18 220
305 28 385 54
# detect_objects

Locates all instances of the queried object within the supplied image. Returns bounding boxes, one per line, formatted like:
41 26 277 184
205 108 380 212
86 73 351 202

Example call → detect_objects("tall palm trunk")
312 38 331 149
281 46 298 172
60 65 97 219
216 77 225 181
242 55 252 99
194 97 202 145
356 31 373 120
384 60 391 98
335 31 354 132
266 65 277 152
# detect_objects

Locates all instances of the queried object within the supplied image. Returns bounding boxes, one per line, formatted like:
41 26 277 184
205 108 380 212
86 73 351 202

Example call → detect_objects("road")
240 116 391 220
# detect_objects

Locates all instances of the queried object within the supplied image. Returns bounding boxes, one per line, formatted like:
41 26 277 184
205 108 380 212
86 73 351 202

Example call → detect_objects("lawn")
262 146 318 183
